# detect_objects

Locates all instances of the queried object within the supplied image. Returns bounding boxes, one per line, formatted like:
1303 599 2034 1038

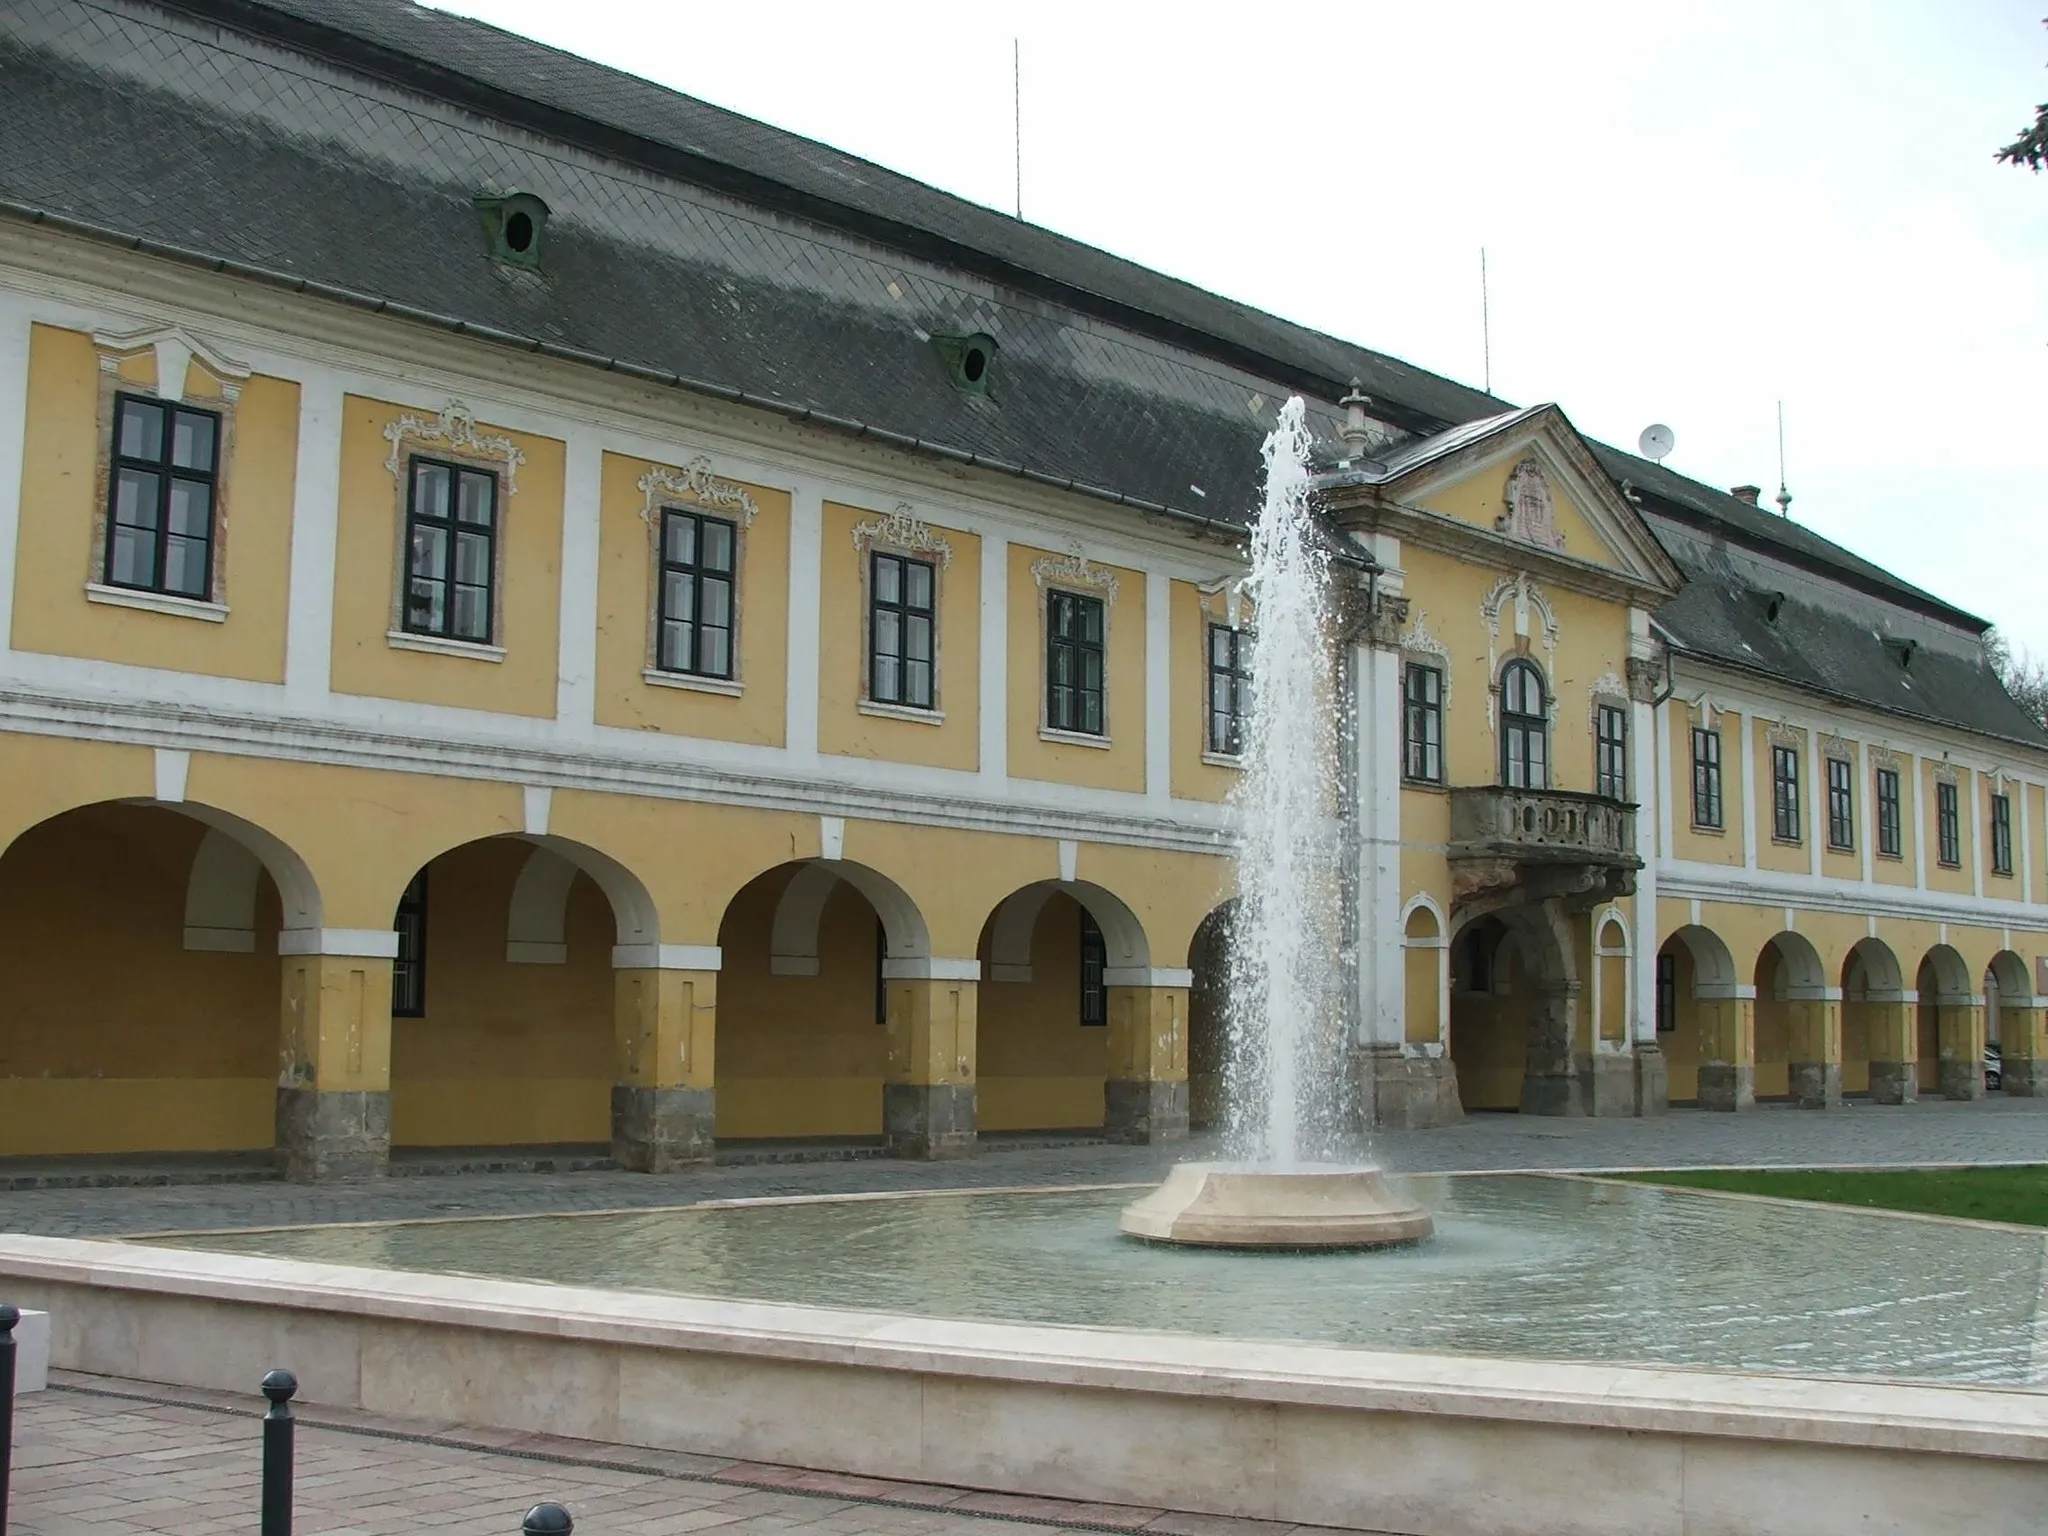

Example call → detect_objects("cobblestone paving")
9 1378 1383 1536
0 1099 2043 1238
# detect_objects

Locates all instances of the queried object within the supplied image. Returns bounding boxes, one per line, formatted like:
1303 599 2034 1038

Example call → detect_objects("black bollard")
1 1305 17 1536
523 1502 574 1536
259 1369 297 1536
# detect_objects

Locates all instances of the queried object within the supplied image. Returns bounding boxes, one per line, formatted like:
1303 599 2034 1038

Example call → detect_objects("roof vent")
1888 638 1918 671
1763 591 1786 623
474 190 549 270
1730 484 1762 506
932 331 998 396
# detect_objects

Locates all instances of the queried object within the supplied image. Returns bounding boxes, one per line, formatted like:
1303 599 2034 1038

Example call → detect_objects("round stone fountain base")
1117 1161 1433 1250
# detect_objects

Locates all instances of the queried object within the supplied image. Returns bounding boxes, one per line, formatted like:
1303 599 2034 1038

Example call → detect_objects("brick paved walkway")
7 1376 1378 1536
0 1099 2042 1239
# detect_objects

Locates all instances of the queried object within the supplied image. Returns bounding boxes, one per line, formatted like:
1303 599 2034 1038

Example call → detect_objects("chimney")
1730 485 1761 506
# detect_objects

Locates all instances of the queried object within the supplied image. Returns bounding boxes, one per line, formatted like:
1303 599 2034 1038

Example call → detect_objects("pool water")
151 1174 2048 1387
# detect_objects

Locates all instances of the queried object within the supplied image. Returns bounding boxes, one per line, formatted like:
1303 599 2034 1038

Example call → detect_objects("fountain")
1119 398 1432 1250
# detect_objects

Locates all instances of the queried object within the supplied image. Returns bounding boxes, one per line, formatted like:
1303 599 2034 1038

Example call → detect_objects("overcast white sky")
434 1 2047 651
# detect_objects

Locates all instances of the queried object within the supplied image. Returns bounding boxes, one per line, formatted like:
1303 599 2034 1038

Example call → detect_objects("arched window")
1500 659 1548 789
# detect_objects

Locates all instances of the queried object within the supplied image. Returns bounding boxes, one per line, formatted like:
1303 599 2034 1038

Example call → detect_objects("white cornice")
1657 861 2047 932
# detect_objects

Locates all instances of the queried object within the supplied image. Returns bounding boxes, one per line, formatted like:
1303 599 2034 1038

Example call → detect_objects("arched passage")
1753 931 1829 1105
386 833 661 1151
1187 902 1235 1131
717 858 933 1143
1916 944 1982 1100
1841 937 1906 1097
0 798 321 1157
1654 924 1739 1106
1446 901 1581 1114
975 879 1158 1134
1986 950 2033 1095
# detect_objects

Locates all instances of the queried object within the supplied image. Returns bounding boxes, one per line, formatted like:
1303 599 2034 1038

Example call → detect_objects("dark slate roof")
1 0 2038 747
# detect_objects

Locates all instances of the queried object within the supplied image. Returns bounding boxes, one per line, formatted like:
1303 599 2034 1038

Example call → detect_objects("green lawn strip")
1608 1166 2048 1228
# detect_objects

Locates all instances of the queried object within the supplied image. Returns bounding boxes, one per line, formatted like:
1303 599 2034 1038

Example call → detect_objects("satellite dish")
1638 423 1675 464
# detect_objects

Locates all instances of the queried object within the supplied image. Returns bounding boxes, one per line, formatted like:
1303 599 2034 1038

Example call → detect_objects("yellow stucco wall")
12 324 297 681
389 838 614 1147
1007 544 1145 792
979 890 1107 1131
1416 455 1620 572
1923 763 1975 894
331 394 564 717
817 501 978 770
1668 707 1744 864
0 804 277 1155
1752 721 1808 876
594 451 789 746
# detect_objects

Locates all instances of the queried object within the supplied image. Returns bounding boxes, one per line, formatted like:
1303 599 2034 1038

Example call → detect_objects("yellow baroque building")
0 0 2039 1176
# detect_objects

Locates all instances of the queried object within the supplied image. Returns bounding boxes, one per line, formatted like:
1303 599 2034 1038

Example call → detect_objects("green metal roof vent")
475 190 549 269
932 331 998 396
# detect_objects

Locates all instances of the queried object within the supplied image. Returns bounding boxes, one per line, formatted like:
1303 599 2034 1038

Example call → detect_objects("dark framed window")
1208 624 1251 756
1826 757 1854 851
1595 704 1628 799
1655 951 1676 1034
869 550 935 708
391 870 428 1018
1499 659 1548 790
875 918 888 1025
656 508 736 678
1079 907 1107 1026
1046 589 1105 735
105 393 221 599
1403 663 1444 783
403 456 497 643
1937 780 1961 867
1772 744 1802 842
1876 766 1903 858
1992 792 2013 876
1691 728 1723 829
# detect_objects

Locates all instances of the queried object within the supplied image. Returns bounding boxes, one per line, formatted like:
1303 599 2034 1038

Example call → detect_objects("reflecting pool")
151 1174 2048 1387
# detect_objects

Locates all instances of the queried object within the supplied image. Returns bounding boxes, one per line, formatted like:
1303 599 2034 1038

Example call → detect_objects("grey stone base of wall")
1939 1059 1986 1102
883 1083 977 1159
276 1088 390 1182
1789 1061 1843 1109
610 1086 716 1171
1522 1048 1667 1118
1633 1043 1670 1116
1697 1063 1755 1113
1350 1047 1463 1131
2003 1056 2047 1096
1866 1061 1918 1105
1103 1079 1189 1144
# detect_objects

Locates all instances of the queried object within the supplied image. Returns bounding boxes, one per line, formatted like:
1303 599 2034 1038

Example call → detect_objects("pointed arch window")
1499 659 1549 790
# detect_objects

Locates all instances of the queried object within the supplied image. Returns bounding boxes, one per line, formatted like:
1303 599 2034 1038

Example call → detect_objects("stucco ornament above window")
1498 456 1567 552
1032 545 1120 604
852 503 952 566
1479 574 1558 730
384 401 525 494
1766 721 1805 751
1868 744 1902 773
93 323 250 405
1587 671 1628 731
1821 733 1854 763
637 456 758 527
1932 760 1962 787
1398 610 1454 709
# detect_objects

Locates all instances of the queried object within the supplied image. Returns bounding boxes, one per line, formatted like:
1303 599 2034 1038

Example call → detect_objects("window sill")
1876 851 1905 862
860 699 945 725
1689 822 1726 835
643 668 742 697
86 582 226 623
1040 726 1111 751
1400 775 1447 792
1827 841 1855 854
1204 751 1245 770
1770 836 1803 848
1937 859 1963 871
1991 869 2016 880
387 629 505 662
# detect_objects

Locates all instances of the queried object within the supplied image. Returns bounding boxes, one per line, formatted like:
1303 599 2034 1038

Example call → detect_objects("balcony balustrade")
1447 786 1640 914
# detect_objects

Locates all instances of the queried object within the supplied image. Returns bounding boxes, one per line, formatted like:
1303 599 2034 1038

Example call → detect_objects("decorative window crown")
384 400 525 494
1031 546 1119 604
637 457 758 527
852 503 952 566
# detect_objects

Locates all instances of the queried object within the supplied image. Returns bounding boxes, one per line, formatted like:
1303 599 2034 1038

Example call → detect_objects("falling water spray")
1221 397 1348 1167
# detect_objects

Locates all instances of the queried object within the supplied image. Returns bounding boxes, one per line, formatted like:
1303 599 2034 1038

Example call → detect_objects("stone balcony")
1447 786 1641 915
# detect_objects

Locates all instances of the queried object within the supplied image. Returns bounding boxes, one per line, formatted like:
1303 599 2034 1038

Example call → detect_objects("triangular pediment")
1359 405 1683 598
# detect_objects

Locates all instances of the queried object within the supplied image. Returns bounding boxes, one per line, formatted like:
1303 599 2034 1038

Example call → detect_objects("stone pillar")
883 960 978 1158
275 928 395 1182
1521 980 1589 1116
1864 995 1918 1104
1787 989 1845 1109
1694 985 1755 1112
2004 1004 2047 1095
611 945 719 1171
1103 969 1191 1144
1939 997 1988 1101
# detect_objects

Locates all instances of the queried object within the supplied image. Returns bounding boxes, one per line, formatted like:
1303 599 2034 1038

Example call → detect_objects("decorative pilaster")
612 956 718 1170
275 929 396 1182
1103 970 1191 1143
883 961 978 1158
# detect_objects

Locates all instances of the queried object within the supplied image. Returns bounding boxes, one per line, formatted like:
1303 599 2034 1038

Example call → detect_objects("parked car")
1986 1042 2003 1092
